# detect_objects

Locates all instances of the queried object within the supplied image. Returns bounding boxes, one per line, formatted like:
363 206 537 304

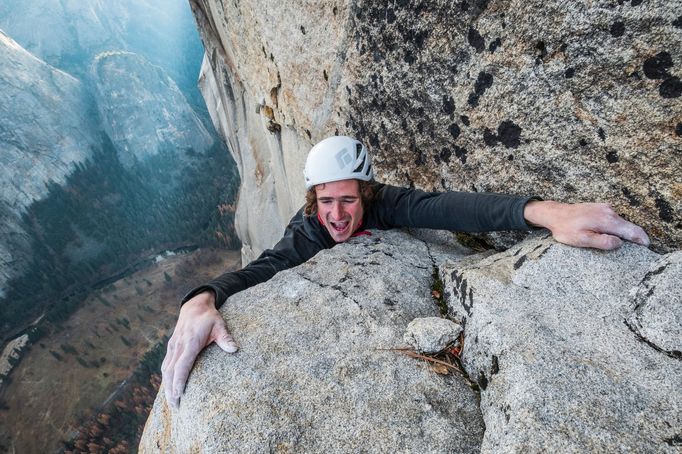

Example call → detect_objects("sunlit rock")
191 0 681 253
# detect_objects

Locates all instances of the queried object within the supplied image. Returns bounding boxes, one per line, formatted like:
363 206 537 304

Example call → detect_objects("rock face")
91 51 213 168
191 0 681 258
140 230 485 452
141 230 681 452
441 235 682 452
0 30 99 297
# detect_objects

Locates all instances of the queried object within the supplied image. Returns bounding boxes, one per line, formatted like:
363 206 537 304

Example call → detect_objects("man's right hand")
161 291 238 408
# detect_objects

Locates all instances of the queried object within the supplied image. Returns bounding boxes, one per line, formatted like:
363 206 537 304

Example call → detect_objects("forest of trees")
0 133 240 334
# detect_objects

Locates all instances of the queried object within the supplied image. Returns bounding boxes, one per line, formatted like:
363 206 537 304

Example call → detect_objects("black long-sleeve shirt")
182 183 535 308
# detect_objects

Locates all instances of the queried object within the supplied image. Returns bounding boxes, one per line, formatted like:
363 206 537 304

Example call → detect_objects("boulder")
190 0 681 257
140 230 484 452
441 235 682 452
404 317 462 354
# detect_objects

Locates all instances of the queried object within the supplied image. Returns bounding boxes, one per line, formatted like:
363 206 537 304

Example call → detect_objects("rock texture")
140 231 484 452
142 230 681 452
191 0 681 257
0 31 98 297
441 235 682 452
91 51 213 168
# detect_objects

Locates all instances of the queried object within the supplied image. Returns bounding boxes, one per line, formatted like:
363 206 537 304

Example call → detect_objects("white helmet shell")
304 136 374 189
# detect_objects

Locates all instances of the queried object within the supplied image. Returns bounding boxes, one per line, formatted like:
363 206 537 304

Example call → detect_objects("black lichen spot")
475 72 494 94
461 115 470 126
489 37 502 53
498 120 522 148
606 151 619 163
333 6 338 15
579 138 588 147
643 52 673 79
448 123 461 139
442 95 456 115
483 128 498 146
454 145 468 164
414 30 429 49
673 16 682 28
491 355 499 375
346 86 352 96
507 154 514 161
598 127 606 141
386 8 396 24
323 70 328 81
676 122 682 137
631 0 643 5
300 25 306 35
565 67 575 78
305 129 311 140
559 43 568 53
655 197 674 222
660 77 682 98
469 72 494 106
440 148 452 163
270 53 274 61
610 21 625 37
468 27 485 53
535 41 547 61
622 187 640 207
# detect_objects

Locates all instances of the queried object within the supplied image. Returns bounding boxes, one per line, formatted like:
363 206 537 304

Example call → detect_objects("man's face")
315 179 364 243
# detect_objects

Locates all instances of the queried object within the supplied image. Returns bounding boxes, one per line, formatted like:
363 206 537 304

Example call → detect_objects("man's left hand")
523 200 650 250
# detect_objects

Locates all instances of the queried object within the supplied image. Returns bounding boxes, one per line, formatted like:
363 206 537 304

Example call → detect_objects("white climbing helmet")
303 136 374 189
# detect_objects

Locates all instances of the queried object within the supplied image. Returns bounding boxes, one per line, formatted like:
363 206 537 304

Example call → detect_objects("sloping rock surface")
191 0 681 256
441 235 682 452
140 231 484 452
91 51 213 168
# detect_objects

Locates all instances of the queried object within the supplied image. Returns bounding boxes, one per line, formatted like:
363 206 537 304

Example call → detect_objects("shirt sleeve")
369 184 537 232
181 208 331 309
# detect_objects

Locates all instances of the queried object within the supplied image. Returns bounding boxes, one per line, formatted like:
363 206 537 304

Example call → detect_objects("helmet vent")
355 143 363 158
353 156 366 173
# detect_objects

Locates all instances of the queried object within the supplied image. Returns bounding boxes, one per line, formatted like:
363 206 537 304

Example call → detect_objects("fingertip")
218 339 239 353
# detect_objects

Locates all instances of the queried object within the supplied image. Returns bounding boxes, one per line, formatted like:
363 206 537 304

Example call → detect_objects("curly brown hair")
304 180 378 216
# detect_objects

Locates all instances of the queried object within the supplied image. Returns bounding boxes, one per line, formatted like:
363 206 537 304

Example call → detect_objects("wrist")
182 290 217 313
523 200 562 230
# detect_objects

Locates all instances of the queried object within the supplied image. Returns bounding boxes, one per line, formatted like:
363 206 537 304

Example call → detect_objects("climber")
161 135 650 408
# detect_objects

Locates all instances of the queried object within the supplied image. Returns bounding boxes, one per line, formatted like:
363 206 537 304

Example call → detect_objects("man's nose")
331 202 343 220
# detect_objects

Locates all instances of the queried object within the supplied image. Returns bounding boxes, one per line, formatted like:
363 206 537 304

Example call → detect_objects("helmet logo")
335 148 353 169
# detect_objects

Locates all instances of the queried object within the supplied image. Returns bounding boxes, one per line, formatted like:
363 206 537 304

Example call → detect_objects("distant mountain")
0 30 100 299
0 0 204 107
91 51 213 168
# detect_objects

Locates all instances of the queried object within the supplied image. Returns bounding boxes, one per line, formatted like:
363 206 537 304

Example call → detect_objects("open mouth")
329 220 350 233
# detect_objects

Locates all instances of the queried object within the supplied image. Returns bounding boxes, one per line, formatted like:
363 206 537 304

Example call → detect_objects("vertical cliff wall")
191 0 681 259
